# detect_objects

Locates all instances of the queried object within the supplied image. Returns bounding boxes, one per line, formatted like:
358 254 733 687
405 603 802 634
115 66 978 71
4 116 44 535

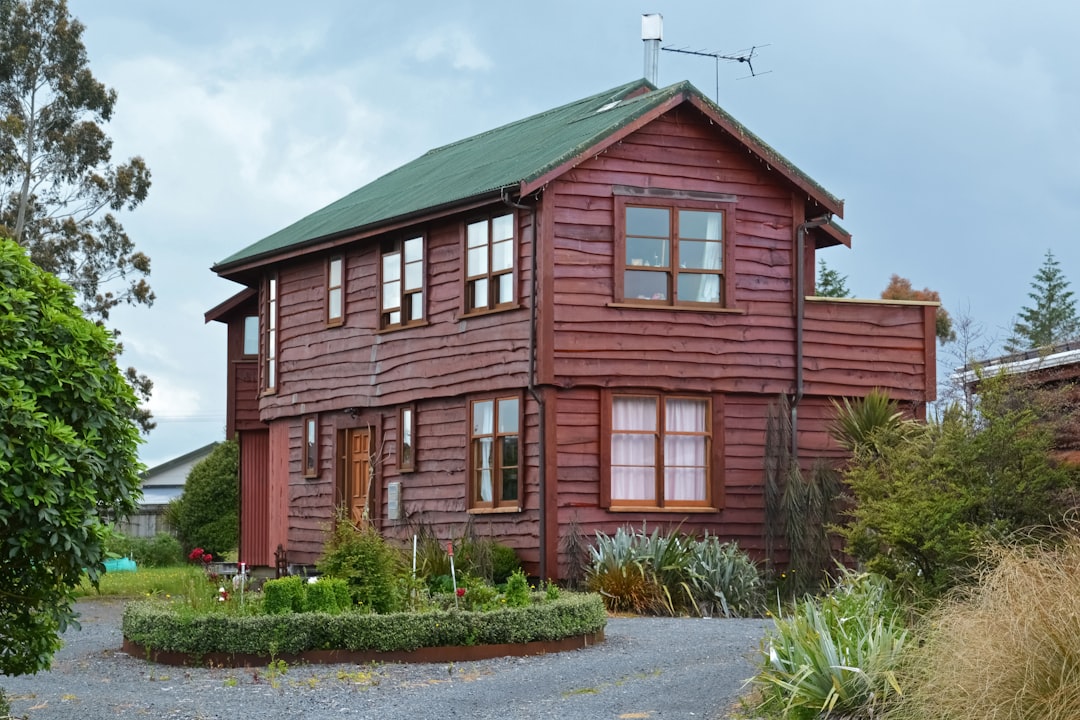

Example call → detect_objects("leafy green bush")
749 571 907 720
263 576 306 615
107 531 184 568
0 238 142 675
408 519 520 584
165 441 239 559
122 592 607 656
503 569 530 608
489 543 522 584
837 375 1080 598
889 536 1080 720
317 518 404 613
304 578 351 614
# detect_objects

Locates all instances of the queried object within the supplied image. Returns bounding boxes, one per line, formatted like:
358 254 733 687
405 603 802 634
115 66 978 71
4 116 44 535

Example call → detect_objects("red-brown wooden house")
207 79 937 578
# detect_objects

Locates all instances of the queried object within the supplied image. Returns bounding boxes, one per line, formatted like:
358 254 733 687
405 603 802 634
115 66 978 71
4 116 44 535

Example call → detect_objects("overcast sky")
65 0 1080 468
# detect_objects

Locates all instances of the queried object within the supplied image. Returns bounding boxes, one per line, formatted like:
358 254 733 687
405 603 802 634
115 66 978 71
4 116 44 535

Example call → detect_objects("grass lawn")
75 565 207 599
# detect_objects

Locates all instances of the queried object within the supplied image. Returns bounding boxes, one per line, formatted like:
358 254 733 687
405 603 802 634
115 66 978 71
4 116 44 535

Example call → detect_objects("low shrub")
122 592 607 656
317 517 404 613
748 570 906 720
587 525 762 617
503 569 531 608
889 537 1080 720
106 531 185 568
263 576 306 615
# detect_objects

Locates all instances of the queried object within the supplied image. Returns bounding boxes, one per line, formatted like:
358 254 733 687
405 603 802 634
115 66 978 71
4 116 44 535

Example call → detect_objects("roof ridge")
417 78 656 158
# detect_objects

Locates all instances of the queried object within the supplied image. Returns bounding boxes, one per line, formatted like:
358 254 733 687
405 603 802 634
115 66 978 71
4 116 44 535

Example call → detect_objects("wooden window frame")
264 274 278 394
302 414 319 478
600 389 723 511
326 256 345 326
468 394 523 512
463 212 516 315
379 235 426 329
242 315 259 357
399 405 416 473
614 193 736 309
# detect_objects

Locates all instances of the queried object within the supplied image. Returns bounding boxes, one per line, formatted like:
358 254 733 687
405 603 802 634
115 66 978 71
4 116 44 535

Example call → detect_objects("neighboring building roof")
142 442 221 488
213 79 845 273
205 287 257 324
954 340 1080 386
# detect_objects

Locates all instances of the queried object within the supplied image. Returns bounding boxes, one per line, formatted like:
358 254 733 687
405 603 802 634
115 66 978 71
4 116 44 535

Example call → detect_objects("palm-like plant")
829 389 907 455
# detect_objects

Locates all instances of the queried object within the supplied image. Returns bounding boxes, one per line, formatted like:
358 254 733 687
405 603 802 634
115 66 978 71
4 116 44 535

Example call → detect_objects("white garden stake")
448 542 458 609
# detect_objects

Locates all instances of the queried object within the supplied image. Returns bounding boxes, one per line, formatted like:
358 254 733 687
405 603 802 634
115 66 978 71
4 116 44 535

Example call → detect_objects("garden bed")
122 592 607 667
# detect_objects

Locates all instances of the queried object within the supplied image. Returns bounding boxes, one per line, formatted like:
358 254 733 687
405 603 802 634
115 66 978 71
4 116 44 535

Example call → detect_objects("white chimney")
642 13 663 85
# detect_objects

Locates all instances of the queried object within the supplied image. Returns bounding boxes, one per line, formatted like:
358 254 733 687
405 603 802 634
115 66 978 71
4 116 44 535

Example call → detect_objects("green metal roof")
214 79 842 271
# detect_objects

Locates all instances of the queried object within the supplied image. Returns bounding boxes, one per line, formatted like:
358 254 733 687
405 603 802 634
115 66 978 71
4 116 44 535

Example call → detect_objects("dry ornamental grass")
892 537 1080 720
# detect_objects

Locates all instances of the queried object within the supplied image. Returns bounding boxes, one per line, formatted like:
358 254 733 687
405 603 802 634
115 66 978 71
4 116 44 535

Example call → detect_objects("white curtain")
685 213 722 302
473 402 494 502
663 399 707 500
611 397 657 501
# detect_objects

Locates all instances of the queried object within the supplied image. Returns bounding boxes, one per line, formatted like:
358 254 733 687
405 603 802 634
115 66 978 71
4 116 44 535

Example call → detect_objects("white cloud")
409 25 493 71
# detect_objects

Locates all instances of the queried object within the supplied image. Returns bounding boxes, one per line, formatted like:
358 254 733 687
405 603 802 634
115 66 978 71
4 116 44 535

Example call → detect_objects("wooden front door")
346 428 372 524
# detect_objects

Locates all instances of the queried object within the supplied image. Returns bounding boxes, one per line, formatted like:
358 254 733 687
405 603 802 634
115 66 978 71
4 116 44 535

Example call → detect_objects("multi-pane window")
622 205 725 306
470 397 520 509
465 214 514 312
265 275 277 391
609 394 711 508
327 256 344 325
399 406 415 472
242 315 258 356
303 415 318 477
381 237 424 328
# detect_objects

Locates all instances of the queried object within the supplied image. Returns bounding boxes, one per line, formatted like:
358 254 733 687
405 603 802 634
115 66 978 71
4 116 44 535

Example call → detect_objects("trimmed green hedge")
122 592 606 656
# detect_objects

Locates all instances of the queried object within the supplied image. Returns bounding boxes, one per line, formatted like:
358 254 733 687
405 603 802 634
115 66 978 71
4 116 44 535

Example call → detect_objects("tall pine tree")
815 258 851 298
1004 250 1079 353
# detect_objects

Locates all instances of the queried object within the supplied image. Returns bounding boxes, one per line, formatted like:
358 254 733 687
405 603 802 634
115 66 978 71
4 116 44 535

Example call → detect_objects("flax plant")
750 570 906 719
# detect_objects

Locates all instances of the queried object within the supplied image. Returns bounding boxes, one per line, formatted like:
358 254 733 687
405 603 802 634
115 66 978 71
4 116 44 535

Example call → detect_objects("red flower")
203 553 213 564
456 588 466 597
188 547 205 562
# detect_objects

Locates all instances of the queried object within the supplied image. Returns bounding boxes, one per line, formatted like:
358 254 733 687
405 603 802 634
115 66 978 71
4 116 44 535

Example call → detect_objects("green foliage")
890 536 1080 720
781 461 842 598
317 517 404 613
106 530 184 568
263 576 306 615
74 565 205 599
408 519 520 586
0 238 142 675
750 571 907 720
829 389 908 455
165 441 238 559
814 258 850 298
0 0 153 319
586 525 762 617
687 534 763 618
1005 249 1079 352
122 592 608 656
503 569 531 608
838 374 1079 597
264 576 351 615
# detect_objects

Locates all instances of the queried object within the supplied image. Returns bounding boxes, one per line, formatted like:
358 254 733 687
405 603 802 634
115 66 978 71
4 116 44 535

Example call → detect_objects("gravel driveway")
1 598 770 720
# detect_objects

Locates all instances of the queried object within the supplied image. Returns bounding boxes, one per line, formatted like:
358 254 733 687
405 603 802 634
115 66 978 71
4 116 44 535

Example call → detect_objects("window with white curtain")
621 202 726 306
610 394 711 508
470 396 520 510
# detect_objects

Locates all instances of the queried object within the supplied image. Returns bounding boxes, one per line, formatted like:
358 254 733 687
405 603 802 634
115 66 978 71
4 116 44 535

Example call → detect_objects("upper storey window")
465 213 515 312
327 256 344 325
616 193 735 308
381 236 424 328
265 275 277 392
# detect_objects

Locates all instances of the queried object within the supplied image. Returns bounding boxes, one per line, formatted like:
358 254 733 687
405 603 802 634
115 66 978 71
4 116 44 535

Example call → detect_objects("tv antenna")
661 45 771 101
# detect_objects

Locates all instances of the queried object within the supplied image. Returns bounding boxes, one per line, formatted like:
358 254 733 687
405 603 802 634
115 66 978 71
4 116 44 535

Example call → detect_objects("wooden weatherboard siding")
257 209 534 423
546 108 933 403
